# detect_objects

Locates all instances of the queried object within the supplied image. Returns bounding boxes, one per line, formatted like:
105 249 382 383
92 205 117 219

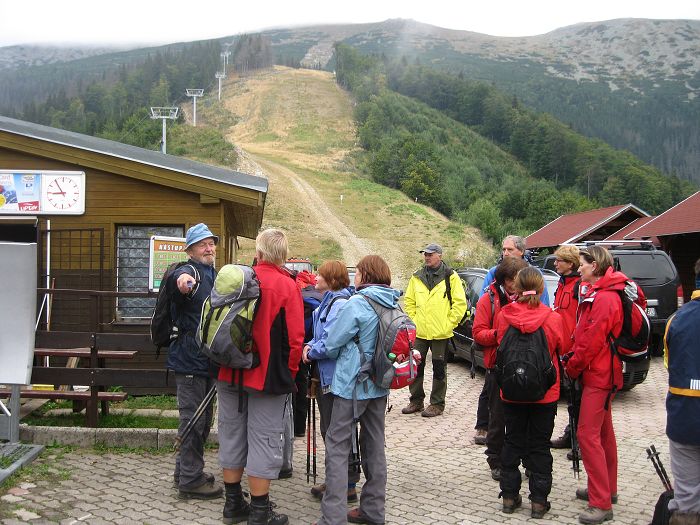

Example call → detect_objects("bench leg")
87 389 99 428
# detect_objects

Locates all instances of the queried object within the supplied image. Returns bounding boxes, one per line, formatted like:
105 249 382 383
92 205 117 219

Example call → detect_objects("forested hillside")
334 45 695 241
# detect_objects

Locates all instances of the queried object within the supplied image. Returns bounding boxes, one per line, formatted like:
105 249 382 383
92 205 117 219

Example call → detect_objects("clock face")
46 175 81 210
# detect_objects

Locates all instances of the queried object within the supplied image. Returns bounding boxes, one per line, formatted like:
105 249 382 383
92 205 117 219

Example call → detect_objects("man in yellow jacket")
403 243 467 417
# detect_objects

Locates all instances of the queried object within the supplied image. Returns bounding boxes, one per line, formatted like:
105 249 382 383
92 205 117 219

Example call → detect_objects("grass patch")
23 413 179 429
253 132 280 142
114 395 177 410
312 238 344 264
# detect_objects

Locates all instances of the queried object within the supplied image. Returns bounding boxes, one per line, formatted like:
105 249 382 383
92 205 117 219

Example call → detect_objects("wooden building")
0 115 268 333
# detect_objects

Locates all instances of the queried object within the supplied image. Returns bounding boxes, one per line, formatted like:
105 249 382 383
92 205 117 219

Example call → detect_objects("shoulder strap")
488 287 495 318
444 268 454 306
320 295 349 322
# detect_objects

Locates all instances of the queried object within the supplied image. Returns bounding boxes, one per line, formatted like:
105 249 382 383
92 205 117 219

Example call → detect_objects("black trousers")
485 370 504 469
500 401 557 504
293 360 309 435
475 380 489 430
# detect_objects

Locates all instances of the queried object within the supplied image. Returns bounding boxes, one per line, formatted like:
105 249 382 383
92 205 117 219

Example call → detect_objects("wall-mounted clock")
45 174 82 210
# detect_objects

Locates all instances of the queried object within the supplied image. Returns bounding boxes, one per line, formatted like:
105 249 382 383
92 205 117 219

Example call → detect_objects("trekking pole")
561 357 580 478
306 396 312 483
312 395 317 484
173 384 217 452
647 445 672 492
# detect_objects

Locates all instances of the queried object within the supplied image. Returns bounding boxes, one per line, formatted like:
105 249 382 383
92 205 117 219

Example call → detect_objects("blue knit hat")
185 223 219 249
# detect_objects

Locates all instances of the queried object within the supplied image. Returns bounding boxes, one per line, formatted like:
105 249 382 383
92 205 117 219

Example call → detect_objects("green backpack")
196 264 261 369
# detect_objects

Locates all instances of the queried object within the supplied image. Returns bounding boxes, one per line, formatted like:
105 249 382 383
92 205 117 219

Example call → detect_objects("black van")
534 243 683 388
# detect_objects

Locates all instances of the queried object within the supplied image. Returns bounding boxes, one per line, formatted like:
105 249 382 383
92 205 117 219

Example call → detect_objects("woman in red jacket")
472 256 528 481
550 244 581 449
564 246 626 525
494 266 564 519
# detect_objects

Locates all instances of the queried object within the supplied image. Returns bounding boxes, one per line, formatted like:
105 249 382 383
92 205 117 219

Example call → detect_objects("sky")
1 0 698 48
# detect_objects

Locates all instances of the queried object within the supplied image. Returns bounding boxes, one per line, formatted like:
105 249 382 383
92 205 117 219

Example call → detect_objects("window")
116 225 184 320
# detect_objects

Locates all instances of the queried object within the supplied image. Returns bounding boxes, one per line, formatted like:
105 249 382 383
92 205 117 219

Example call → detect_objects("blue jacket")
324 285 400 400
166 260 216 376
307 287 353 390
665 291 700 445
480 263 550 307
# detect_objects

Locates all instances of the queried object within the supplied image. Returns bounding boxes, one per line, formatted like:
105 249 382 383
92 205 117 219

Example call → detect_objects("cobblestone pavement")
2 356 670 524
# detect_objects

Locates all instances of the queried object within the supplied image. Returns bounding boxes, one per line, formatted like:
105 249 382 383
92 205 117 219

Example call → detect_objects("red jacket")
496 302 565 404
218 261 305 394
553 273 580 353
473 283 507 369
565 267 625 390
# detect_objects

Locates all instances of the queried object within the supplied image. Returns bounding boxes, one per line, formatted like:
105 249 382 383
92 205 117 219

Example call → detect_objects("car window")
615 253 676 284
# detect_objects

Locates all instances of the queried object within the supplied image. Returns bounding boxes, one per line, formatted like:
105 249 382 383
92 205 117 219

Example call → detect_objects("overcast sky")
1 0 698 47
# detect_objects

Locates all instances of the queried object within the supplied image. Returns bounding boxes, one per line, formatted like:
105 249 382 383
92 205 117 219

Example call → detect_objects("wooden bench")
3 331 170 427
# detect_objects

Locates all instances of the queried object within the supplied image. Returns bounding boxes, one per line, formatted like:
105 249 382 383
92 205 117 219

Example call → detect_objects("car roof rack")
569 240 656 251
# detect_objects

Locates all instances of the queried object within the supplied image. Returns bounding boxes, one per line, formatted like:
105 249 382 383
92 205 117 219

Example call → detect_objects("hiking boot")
248 497 288 525
173 471 215 488
277 468 293 479
576 487 618 504
473 428 487 445
531 501 551 519
401 401 424 414
502 494 522 514
670 511 700 525
578 506 613 524
550 431 571 449
347 508 384 525
223 483 250 525
178 479 223 500
421 404 444 417
491 467 501 481
309 483 358 502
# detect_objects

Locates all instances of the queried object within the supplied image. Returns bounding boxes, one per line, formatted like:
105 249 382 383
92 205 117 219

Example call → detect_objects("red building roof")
629 192 700 238
526 204 649 250
604 216 656 241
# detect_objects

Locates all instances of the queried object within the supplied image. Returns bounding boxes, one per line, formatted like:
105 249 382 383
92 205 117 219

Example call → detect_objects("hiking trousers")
485 369 504 470
316 391 361 484
318 395 387 525
174 373 214 489
500 401 556 504
409 337 448 408
668 438 700 513
578 386 617 510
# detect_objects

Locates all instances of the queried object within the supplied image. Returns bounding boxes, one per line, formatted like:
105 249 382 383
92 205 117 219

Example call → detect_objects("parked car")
533 242 681 389
448 266 560 369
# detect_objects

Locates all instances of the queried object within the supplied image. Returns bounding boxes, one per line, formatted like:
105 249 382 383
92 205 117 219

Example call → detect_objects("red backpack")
357 295 420 389
610 280 650 362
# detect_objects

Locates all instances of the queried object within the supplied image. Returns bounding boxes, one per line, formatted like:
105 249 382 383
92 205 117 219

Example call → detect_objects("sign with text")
0 170 86 215
149 236 188 292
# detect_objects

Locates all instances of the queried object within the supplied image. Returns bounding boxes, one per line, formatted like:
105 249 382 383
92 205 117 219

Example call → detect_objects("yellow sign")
149 236 188 291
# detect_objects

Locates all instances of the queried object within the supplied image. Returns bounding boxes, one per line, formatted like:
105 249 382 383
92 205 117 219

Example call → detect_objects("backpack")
494 324 557 402
609 280 650 362
444 268 469 328
301 286 324 343
150 261 200 356
195 264 261 369
357 295 420 390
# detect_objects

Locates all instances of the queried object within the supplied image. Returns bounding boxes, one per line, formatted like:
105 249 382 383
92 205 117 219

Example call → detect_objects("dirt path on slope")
234 145 372 265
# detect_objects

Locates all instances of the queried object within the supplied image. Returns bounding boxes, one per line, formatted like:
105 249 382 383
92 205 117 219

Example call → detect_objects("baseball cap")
185 223 219 249
419 243 443 254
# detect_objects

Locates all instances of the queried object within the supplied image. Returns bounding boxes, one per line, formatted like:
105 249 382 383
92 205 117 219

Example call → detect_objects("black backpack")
150 261 200 356
494 325 556 402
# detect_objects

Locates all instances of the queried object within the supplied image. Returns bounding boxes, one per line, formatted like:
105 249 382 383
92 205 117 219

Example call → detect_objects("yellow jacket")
405 267 467 340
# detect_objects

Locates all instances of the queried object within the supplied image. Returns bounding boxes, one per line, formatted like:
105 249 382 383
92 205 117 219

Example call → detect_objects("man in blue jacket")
167 223 222 500
663 261 700 524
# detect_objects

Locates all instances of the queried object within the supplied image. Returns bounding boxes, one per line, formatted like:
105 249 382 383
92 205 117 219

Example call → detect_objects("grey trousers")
174 373 214 489
669 438 700 513
316 390 362 485
318 395 387 525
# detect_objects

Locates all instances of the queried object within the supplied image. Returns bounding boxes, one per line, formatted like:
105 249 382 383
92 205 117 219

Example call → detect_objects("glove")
561 352 574 364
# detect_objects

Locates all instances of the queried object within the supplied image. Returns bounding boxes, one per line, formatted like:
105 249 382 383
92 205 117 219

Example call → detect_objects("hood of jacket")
356 284 401 308
499 301 551 333
413 261 450 291
587 267 629 295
